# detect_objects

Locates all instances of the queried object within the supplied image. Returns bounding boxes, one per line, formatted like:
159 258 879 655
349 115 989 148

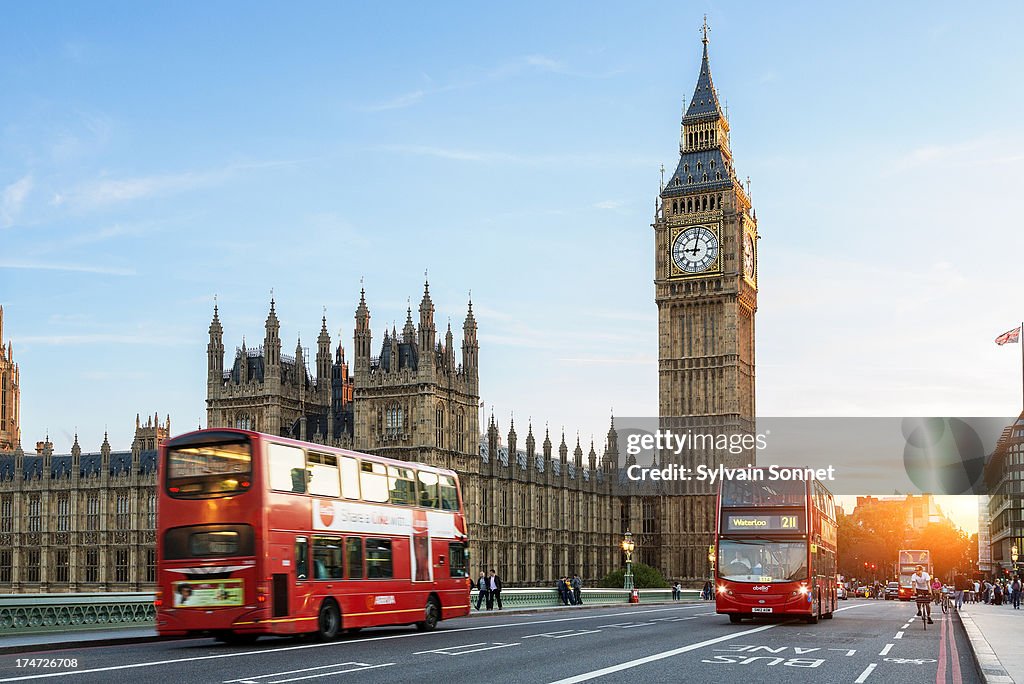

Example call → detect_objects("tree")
598 562 670 588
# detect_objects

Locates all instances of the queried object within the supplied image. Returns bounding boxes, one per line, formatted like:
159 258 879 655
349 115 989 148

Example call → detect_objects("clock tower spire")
651 23 758 579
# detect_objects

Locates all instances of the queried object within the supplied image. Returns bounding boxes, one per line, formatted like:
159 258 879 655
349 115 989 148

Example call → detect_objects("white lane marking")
827 648 856 656
902 623 911 629
413 642 520 656
224 663 376 682
854 663 877 683
879 643 894 656
545 622 779 684
0 605 703 682
894 631 904 639
523 629 601 639
652 616 697 622
261 662 393 684
695 612 717 616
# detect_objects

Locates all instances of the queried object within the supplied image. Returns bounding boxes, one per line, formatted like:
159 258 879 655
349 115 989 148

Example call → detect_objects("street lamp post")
1011 544 1018 578
708 545 716 582
622 531 635 591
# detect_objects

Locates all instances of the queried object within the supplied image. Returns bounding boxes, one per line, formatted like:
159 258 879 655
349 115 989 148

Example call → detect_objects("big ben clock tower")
652 24 758 579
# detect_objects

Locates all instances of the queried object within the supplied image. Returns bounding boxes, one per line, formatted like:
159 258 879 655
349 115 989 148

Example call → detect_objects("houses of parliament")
0 31 757 592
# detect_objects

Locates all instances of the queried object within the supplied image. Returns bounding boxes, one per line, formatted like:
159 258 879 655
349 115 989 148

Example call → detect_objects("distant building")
854 494 947 535
978 494 992 573
0 415 165 592
983 412 1024 574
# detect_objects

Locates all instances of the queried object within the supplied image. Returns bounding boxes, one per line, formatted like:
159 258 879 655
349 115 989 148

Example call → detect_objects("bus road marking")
545 622 780 684
878 643 893 656
523 629 602 639
224 662 394 684
854 663 877 683
413 642 520 656
894 631 904 639
827 649 856 656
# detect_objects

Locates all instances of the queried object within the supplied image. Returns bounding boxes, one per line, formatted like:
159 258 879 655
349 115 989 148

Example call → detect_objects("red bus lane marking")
936 611 947 684
947 612 962 684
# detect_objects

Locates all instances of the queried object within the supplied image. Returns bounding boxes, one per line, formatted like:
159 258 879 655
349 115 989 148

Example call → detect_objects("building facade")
0 415 166 592
984 412 1024 575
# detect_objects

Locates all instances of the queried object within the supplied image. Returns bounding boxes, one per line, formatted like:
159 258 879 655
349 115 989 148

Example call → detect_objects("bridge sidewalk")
958 602 1022 684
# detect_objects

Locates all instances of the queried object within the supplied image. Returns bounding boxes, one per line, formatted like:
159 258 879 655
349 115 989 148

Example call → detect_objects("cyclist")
931 576 942 605
912 564 934 624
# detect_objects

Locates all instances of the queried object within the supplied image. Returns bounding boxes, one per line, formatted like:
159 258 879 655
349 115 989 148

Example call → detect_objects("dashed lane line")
894 631 904 639
878 643 893 656
854 663 877 683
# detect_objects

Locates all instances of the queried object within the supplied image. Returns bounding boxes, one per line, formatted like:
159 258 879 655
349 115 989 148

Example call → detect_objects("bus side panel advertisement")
173 579 244 608
313 499 461 539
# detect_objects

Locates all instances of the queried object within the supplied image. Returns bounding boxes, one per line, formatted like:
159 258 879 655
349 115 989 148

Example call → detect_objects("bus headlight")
797 585 809 595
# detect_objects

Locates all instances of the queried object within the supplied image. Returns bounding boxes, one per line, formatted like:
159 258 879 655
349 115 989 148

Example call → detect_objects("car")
856 585 871 598
836 583 848 600
885 581 900 600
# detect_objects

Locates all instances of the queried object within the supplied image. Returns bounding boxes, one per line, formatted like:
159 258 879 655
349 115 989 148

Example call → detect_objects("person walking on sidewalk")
1013 577 1022 610
475 571 489 611
487 569 503 610
571 574 583 605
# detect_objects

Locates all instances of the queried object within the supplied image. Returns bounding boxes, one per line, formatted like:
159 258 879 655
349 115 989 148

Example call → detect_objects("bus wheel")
316 599 341 641
805 612 819 624
729 614 743 624
416 597 441 632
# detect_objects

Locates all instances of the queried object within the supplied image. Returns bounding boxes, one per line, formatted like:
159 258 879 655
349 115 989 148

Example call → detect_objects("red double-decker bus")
715 469 838 624
155 429 471 643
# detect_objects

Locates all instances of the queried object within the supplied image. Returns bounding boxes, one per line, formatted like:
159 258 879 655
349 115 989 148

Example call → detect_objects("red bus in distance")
715 469 839 624
155 429 470 643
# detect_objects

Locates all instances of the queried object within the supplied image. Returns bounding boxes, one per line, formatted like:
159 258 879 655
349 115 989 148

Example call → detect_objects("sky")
2 2 1022 534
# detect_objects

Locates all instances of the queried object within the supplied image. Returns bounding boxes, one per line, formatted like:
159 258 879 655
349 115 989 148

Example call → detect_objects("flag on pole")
995 326 1021 345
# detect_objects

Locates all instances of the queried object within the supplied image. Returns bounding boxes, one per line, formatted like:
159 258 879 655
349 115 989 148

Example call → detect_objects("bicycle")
915 589 932 630
940 592 950 615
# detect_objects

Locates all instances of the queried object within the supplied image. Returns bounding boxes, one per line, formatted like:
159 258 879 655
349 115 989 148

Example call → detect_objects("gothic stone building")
0 306 20 453
0 29 756 590
0 415 167 592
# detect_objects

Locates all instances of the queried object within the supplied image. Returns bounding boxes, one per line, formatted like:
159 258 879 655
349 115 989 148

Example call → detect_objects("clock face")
744 233 755 277
671 225 719 274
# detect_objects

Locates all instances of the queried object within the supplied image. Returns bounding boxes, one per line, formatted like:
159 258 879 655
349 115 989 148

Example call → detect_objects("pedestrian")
702 579 713 601
487 569 503 610
672 582 680 600
572 573 583 605
564 576 576 605
556 576 569 605
955 575 966 610
474 571 489 611
994 582 1003 606
1013 577 1022 610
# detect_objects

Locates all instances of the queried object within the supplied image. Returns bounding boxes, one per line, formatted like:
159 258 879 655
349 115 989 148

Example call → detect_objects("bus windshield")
718 539 808 583
720 479 806 507
166 433 252 499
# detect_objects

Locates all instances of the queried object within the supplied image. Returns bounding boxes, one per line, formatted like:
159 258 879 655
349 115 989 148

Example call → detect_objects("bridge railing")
0 593 155 636
0 588 704 636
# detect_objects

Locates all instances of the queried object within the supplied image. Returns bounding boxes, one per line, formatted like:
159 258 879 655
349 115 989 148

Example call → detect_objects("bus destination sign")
723 513 803 533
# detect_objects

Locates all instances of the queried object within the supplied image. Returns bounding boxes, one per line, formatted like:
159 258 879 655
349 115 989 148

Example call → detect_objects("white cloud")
1 175 33 227
0 261 135 276
594 199 624 210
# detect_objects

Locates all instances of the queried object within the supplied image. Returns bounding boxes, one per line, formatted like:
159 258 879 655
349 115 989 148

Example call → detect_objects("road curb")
0 635 172 657
957 608 1015 684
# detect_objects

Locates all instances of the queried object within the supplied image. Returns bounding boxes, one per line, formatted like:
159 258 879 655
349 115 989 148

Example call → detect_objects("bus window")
295 538 308 581
163 524 255 559
418 471 440 508
268 443 307 494
313 536 344 580
165 434 252 499
388 466 417 506
360 461 389 503
339 456 360 500
439 475 458 511
366 539 393 579
346 537 363 579
449 542 468 578
307 452 341 498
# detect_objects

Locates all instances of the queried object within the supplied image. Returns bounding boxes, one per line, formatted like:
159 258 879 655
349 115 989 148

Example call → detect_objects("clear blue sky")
2 2 1023 533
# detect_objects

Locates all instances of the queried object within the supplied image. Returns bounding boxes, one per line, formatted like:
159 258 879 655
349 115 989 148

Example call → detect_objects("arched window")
435 403 446 448
386 403 403 436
